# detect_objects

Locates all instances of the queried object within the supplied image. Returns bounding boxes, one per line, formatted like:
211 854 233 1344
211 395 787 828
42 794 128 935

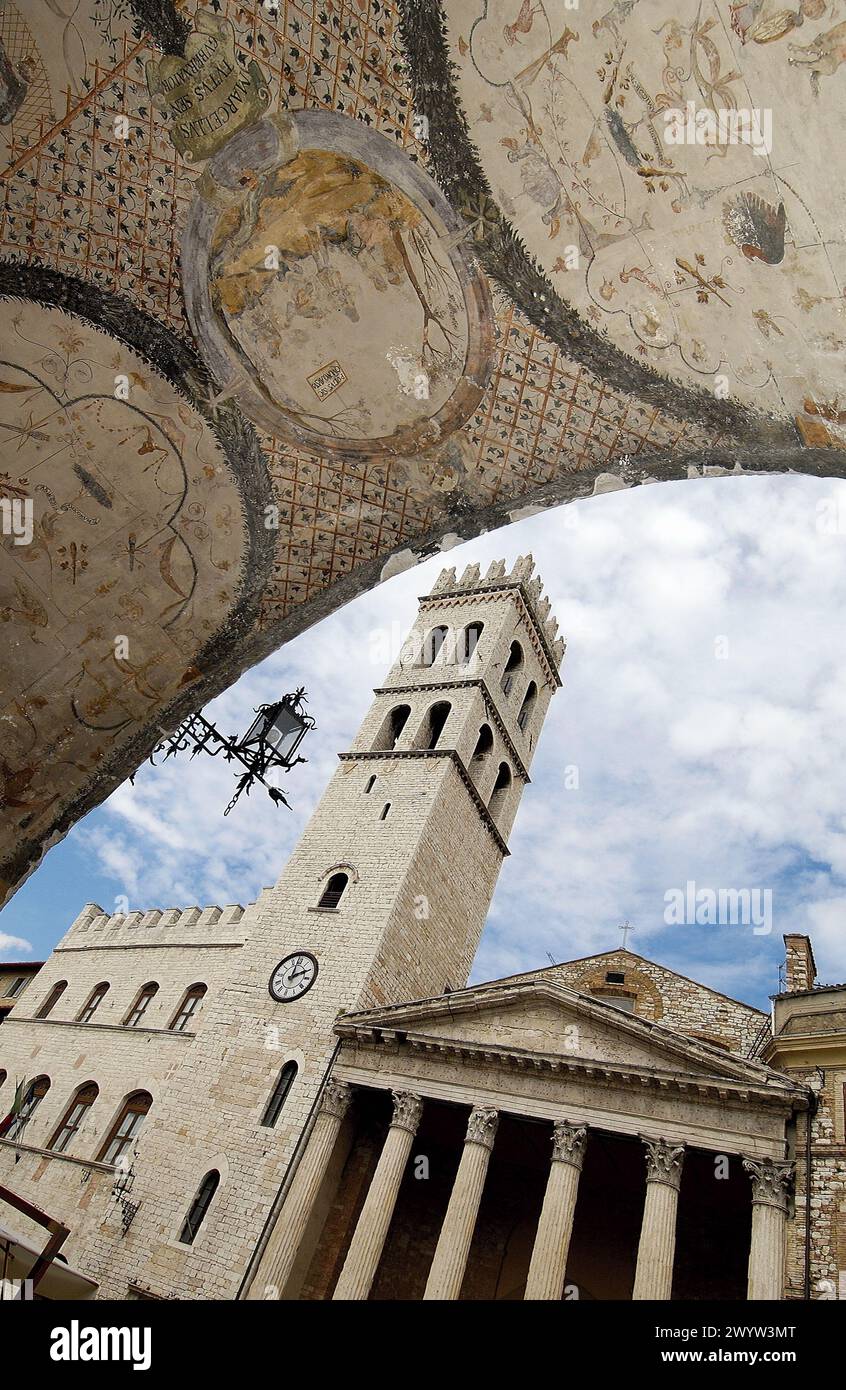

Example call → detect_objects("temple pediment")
337 981 795 1094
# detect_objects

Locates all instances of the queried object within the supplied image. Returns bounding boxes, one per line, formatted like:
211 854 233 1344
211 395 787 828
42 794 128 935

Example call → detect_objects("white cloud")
0 932 33 958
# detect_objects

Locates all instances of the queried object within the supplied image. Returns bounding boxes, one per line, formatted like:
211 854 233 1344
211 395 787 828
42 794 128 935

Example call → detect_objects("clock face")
269 952 318 1003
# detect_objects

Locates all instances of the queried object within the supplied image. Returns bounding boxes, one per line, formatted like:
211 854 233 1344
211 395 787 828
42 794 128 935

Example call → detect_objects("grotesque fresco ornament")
403 0 846 442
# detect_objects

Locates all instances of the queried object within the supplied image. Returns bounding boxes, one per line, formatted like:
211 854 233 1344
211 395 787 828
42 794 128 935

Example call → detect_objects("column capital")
551 1120 588 1170
390 1090 423 1135
743 1156 793 1212
640 1135 685 1191
319 1079 353 1121
465 1105 499 1151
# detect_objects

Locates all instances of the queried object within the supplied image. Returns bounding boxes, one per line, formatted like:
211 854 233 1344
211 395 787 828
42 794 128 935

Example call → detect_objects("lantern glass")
242 708 272 748
266 703 305 761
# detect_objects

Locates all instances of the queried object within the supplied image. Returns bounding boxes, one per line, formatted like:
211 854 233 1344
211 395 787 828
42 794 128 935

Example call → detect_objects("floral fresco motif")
0 299 249 879
438 0 846 425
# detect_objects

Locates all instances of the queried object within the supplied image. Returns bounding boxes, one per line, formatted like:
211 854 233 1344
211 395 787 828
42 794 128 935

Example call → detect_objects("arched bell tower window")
417 700 451 751
318 873 348 910
470 724 493 766
373 704 410 752
517 681 537 732
488 762 512 821
458 622 484 664
179 1170 220 1245
501 641 524 695
421 625 449 667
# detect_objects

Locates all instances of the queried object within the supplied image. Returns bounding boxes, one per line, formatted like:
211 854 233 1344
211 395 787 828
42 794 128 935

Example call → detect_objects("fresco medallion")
182 110 496 458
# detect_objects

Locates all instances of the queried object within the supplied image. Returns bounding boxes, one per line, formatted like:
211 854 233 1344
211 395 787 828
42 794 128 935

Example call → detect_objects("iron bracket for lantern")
148 688 315 816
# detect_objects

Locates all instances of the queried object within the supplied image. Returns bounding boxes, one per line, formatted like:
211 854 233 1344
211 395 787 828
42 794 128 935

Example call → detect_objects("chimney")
783 934 817 993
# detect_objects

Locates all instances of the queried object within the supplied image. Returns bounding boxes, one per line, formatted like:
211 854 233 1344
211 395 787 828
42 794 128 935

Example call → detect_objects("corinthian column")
247 1079 352 1300
743 1157 793 1301
632 1136 685 1300
333 1090 423 1301
423 1105 499 1301
525 1120 588 1301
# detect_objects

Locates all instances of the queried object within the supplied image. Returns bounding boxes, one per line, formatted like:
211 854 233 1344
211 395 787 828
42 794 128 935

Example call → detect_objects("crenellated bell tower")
105 555 564 1300
342 552 565 1002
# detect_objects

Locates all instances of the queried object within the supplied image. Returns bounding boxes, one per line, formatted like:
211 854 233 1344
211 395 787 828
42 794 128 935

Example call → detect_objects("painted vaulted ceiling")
0 0 844 903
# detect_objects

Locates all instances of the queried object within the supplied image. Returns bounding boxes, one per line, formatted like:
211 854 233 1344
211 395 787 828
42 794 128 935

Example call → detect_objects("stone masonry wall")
784 1065 846 1298
0 901 247 1275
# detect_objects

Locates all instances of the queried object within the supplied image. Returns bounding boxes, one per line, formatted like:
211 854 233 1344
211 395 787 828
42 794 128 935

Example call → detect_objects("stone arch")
373 705 411 752
5 18 846 912
501 641 524 696
572 965 665 1022
488 761 512 823
414 700 452 750
318 862 360 886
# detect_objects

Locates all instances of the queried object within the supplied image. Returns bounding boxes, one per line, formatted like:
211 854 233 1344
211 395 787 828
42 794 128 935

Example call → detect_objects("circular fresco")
182 111 496 458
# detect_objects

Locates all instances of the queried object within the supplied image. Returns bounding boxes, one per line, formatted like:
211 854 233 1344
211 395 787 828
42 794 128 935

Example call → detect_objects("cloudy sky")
3 473 846 1012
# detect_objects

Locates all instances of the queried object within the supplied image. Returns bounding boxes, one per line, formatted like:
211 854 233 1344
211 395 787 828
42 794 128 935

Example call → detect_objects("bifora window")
261 1062 298 1127
178 1170 220 1245
98 1091 152 1165
48 1083 99 1155
169 984 207 1032
123 983 159 1027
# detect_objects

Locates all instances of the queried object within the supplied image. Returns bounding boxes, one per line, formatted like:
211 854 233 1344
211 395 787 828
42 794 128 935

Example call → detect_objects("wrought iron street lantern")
148 688 315 816
111 1159 140 1235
